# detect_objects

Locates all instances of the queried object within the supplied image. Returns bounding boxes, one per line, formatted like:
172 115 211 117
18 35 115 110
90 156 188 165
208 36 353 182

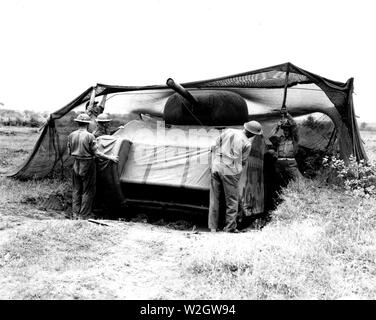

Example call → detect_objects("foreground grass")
361 130 376 162
0 220 123 299
0 176 71 231
183 179 376 299
0 176 70 205
0 126 375 299
0 126 40 174
1 178 375 299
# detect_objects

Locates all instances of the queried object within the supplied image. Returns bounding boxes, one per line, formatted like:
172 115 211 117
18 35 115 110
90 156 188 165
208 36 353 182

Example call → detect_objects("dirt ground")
0 217 214 299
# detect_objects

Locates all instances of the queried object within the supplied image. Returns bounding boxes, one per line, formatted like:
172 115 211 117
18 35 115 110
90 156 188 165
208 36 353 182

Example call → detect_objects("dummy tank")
9 63 364 218
95 79 266 218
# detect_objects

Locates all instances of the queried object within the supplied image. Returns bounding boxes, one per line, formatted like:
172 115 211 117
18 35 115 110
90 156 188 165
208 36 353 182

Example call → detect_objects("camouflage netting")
8 62 366 180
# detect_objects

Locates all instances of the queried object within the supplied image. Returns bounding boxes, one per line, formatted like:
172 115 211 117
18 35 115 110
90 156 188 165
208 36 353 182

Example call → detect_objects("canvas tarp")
94 117 265 214
116 119 215 189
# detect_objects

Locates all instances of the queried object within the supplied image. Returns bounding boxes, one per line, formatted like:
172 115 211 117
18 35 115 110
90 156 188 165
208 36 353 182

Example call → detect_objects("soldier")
93 113 112 138
209 120 263 233
269 111 302 187
86 94 107 133
67 113 119 219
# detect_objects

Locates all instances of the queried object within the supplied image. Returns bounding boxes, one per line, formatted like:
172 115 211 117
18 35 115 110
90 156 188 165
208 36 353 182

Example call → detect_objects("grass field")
0 126 375 299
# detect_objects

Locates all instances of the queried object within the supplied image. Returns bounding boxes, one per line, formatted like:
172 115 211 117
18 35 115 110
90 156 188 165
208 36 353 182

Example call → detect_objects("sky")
0 0 375 122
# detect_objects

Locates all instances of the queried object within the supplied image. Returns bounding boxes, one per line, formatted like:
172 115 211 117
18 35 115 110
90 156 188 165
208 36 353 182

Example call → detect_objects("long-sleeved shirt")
93 126 110 138
211 129 253 175
67 128 98 159
270 114 299 158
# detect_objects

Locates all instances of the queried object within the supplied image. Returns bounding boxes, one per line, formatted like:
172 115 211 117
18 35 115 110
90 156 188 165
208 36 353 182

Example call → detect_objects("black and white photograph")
0 0 375 305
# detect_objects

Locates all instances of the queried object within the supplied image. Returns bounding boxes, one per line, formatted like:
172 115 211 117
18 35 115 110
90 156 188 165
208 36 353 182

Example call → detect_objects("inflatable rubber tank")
164 78 248 125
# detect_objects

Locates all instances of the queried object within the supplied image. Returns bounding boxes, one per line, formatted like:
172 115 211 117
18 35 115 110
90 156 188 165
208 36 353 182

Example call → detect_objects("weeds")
0 176 70 205
184 178 376 299
0 220 123 299
1 128 375 299
322 155 376 198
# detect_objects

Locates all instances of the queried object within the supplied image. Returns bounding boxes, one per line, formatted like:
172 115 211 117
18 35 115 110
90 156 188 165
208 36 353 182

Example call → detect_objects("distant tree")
360 122 367 130
302 115 319 130
41 111 50 119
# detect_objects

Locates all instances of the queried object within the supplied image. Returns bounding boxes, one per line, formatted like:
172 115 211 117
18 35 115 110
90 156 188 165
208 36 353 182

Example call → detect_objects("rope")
181 101 204 127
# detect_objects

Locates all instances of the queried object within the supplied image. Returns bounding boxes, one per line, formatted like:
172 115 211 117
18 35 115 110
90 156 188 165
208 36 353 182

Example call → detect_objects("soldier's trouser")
275 159 302 187
72 158 96 218
208 170 241 232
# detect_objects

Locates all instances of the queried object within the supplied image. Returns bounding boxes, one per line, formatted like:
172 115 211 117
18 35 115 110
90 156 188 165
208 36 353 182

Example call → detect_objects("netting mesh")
8 62 366 180
194 71 310 88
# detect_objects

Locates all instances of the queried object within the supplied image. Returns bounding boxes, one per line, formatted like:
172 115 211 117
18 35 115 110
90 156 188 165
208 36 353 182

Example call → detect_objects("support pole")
98 94 107 110
281 64 290 116
86 86 97 112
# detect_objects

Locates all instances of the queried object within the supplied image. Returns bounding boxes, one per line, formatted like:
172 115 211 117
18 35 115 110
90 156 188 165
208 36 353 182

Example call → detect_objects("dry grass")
183 179 376 299
0 220 123 299
361 130 376 162
0 126 40 174
1 178 374 299
0 126 375 299
1 125 71 226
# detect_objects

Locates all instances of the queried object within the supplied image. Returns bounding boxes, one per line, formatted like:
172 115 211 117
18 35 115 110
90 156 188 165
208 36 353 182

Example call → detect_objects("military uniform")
93 113 113 138
209 128 253 232
86 100 105 133
93 126 109 138
271 114 302 186
67 128 98 219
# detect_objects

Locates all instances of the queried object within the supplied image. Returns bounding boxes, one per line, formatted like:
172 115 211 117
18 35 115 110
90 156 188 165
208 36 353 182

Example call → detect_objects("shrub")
322 155 376 198
296 146 334 178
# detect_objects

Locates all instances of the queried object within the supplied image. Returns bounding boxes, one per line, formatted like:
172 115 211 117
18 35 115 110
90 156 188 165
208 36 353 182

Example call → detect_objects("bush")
296 146 334 178
322 155 376 198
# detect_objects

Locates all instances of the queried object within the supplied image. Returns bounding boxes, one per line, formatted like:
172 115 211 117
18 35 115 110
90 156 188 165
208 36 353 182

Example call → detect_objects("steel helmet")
244 120 263 135
96 113 112 122
74 113 91 123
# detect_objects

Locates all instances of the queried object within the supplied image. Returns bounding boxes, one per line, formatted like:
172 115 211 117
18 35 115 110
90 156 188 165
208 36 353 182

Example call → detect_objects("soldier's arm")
269 134 280 149
98 94 107 109
210 134 221 153
241 142 252 167
285 113 296 125
286 113 299 143
90 136 119 163
94 149 119 163
270 124 279 136
67 135 72 155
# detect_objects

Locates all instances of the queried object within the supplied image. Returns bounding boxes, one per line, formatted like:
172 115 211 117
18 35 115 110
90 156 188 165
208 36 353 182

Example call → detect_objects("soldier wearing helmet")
86 94 107 133
67 113 119 219
208 120 263 233
93 113 112 138
269 111 302 187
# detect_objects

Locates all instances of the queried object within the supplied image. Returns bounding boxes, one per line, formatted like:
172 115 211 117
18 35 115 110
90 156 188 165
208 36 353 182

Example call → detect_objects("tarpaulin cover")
8 62 366 180
116 119 216 189
95 117 265 214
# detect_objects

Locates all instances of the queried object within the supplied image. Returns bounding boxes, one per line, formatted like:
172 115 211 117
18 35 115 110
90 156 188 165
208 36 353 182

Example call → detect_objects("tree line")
0 109 48 127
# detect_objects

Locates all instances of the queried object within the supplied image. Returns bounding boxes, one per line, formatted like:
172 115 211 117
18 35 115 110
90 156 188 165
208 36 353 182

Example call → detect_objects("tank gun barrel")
166 78 198 111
